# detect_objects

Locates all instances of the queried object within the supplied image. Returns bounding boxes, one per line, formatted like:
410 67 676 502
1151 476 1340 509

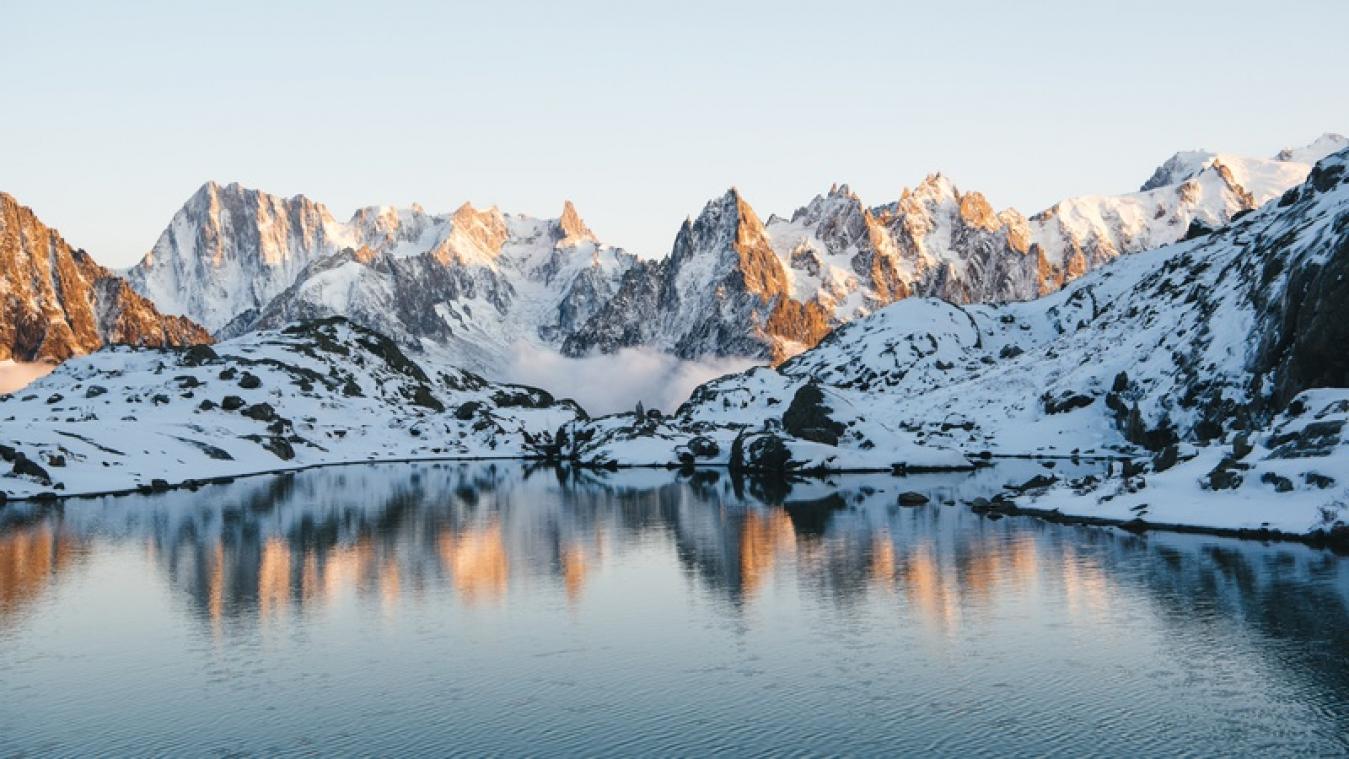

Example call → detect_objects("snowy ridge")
0 318 583 499
559 148 1349 537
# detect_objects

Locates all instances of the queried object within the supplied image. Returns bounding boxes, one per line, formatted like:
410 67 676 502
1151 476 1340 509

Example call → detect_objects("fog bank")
504 345 760 416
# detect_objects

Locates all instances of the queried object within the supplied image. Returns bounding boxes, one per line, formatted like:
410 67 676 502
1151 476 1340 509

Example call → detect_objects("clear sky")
5 0 1347 267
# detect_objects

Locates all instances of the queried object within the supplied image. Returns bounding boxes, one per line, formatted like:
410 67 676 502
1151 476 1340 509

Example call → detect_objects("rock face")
563 189 831 362
123 135 1345 371
126 181 351 333
0 192 210 362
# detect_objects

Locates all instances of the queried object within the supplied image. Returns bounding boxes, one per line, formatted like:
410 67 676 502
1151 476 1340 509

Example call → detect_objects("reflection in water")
2 461 1349 634
0 520 84 626
3 460 1349 755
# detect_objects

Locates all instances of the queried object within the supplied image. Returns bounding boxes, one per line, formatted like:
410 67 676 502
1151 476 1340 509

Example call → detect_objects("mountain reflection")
2 461 1348 657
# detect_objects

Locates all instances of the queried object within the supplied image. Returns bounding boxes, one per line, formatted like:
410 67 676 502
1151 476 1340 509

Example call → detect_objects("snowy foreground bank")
0 319 580 500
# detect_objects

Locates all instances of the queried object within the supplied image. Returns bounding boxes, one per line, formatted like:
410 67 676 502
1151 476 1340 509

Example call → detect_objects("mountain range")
106 132 1346 374
3 138 1349 544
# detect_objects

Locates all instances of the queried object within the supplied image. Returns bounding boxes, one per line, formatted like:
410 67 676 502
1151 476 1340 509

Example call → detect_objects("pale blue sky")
5 0 1346 267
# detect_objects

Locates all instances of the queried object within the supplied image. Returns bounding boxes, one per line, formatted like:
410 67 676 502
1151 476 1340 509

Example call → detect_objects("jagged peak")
558 199 595 243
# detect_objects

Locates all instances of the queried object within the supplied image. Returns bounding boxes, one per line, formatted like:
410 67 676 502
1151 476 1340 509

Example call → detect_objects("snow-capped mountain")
218 200 637 372
128 182 636 374
564 134 1347 363
126 181 351 333
123 135 1345 373
0 192 210 362
560 147 1349 538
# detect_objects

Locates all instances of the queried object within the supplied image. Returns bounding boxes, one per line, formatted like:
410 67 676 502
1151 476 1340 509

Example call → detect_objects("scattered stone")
238 372 261 389
84 385 108 398
1260 472 1295 492
1304 472 1335 489
243 403 276 422
221 395 245 411
897 491 929 506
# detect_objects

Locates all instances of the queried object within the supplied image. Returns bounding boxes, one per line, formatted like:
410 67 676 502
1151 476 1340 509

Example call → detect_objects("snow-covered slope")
0 192 210 362
0 318 583 500
560 148 1349 538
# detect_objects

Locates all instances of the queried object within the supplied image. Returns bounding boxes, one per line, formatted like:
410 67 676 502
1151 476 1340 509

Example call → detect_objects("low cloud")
0 361 55 395
503 344 761 416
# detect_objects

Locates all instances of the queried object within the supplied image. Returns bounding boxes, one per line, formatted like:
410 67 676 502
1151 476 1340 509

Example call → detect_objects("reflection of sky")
3 461 1349 754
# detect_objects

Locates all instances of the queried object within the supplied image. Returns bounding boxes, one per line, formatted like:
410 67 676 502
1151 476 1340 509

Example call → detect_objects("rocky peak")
0 192 210 362
557 200 595 245
1139 149 1216 192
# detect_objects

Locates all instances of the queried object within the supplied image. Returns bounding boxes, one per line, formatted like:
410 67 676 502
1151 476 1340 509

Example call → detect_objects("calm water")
2 461 1348 757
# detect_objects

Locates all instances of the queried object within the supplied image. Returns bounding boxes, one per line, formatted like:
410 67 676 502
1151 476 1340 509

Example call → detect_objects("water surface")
2 461 1347 756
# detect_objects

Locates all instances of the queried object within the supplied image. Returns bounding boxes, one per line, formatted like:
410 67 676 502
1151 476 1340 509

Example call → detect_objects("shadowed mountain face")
0 192 210 362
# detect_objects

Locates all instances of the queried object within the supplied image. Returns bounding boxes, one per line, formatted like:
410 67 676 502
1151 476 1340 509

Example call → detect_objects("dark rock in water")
1119 518 1149 534
730 432 796 474
1014 474 1058 491
897 491 929 506
243 403 276 421
238 372 261 389
969 497 991 512
1305 472 1335 489
1260 472 1295 492
150 478 170 491
84 385 107 398
782 382 846 445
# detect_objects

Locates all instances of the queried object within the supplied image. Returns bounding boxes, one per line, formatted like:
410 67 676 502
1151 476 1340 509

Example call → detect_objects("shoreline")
3 453 1346 553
